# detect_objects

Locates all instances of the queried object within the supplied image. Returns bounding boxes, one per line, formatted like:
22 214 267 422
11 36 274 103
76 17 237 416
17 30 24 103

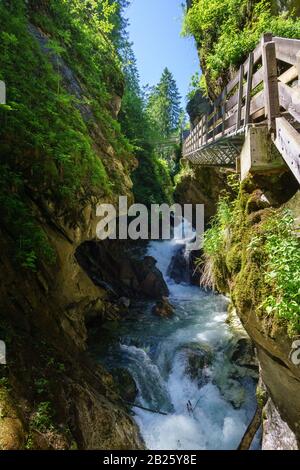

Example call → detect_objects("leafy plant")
183 0 300 94
259 211 300 334
31 401 54 432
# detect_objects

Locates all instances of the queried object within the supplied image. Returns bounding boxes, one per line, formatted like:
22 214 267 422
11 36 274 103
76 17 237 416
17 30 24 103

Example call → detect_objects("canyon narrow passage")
91 221 259 450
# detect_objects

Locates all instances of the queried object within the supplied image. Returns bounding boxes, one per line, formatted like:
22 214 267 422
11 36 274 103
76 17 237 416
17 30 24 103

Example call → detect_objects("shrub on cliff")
183 0 300 95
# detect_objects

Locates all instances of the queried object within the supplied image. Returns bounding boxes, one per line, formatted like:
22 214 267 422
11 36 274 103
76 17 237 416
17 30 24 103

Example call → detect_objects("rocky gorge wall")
0 1 143 450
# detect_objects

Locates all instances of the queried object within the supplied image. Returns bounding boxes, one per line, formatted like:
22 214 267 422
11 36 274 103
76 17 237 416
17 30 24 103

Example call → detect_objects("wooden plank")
224 109 242 130
227 74 240 95
245 52 254 126
250 108 266 122
262 40 280 130
226 90 239 112
278 82 300 123
275 117 300 184
212 104 217 142
205 113 208 144
221 86 227 135
250 90 265 116
236 64 244 131
278 65 298 84
253 40 263 65
273 37 300 65
0 81 5 104
252 67 264 89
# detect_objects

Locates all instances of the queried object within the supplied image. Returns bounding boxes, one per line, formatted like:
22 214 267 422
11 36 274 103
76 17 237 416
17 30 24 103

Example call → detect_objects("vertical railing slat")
236 64 244 131
244 52 254 126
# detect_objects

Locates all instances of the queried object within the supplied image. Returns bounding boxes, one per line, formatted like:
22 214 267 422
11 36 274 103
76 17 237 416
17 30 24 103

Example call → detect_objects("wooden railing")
183 33 300 182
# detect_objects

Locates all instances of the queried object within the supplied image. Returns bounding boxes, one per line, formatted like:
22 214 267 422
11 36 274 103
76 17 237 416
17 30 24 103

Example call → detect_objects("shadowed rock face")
174 165 231 227
0 5 142 450
112 369 138 404
76 242 169 302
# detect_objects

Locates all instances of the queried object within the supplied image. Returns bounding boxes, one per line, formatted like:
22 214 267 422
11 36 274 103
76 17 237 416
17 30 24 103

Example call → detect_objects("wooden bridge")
182 34 300 184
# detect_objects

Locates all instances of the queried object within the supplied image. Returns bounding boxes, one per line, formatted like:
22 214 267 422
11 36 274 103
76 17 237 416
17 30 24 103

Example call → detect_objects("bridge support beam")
240 126 287 181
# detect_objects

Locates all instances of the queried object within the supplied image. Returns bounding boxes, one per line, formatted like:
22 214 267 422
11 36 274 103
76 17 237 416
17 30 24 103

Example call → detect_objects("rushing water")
93 221 259 450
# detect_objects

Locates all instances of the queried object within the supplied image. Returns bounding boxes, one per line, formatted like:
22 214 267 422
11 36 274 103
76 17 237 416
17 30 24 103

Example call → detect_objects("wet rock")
118 297 131 308
262 399 298 450
137 257 169 299
230 337 258 375
218 378 246 409
227 305 258 379
168 245 189 284
181 342 213 385
119 259 140 291
112 368 138 403
152 297 174 318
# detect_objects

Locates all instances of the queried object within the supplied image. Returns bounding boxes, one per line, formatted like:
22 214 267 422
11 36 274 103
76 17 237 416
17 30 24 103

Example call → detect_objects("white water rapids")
95 221 259 450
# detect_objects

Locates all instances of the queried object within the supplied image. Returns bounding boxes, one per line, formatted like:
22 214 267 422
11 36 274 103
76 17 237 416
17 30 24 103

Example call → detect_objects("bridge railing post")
244 52 254 127
236 65 244 131
221 86 227 136
205 113 208 144
261 33 280 132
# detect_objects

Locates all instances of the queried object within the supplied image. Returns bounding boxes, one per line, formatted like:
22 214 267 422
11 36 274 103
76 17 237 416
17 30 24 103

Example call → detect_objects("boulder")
137 256 169 299
180 342 213 385
230 337 258 373
168 245 189 284
152 297 174 318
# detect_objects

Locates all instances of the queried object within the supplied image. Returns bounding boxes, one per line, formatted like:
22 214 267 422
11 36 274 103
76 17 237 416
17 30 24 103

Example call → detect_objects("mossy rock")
0 387 25 450
112 368 138 403
226 243 242 274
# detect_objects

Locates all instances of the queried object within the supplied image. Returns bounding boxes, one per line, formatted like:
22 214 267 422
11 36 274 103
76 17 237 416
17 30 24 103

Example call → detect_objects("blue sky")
126 0 200 108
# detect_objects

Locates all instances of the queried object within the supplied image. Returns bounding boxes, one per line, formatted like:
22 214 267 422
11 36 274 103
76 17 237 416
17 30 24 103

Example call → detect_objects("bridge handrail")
183 33 300 159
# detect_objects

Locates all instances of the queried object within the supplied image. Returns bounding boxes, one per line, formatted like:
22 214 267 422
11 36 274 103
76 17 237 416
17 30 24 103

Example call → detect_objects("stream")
92 221 259 450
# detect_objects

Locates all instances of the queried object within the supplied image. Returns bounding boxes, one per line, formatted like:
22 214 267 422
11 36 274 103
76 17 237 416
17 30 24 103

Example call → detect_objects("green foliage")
35 378 50 395
0 0 135 269
146 68 182 139
257 211 300 334
184 0 300 92
115 11 175 205
132 149 174 206
31 401 54 432
203 196 234 256
203 177 300 335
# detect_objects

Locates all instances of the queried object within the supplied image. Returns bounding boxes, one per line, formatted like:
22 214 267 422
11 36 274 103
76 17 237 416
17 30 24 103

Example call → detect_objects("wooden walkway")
182 34 300 184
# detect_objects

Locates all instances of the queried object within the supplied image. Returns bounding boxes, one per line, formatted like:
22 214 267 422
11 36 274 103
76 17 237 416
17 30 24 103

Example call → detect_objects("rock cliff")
0 1 143 449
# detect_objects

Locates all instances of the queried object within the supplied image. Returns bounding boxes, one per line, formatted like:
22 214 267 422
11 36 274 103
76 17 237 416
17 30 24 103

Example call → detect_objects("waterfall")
95 220 259 450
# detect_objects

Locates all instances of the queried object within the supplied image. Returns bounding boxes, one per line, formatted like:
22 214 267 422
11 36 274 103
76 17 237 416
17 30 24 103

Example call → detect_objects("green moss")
0 0 133 270
202 176 300 336
226 243 242 274
256 386 268 409
183 0 300 94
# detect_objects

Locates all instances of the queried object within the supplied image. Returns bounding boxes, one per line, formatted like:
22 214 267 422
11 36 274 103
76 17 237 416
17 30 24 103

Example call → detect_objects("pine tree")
146 68 182 139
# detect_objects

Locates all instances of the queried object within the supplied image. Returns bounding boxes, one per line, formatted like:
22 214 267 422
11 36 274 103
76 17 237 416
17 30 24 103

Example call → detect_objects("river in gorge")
90 221 260 450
